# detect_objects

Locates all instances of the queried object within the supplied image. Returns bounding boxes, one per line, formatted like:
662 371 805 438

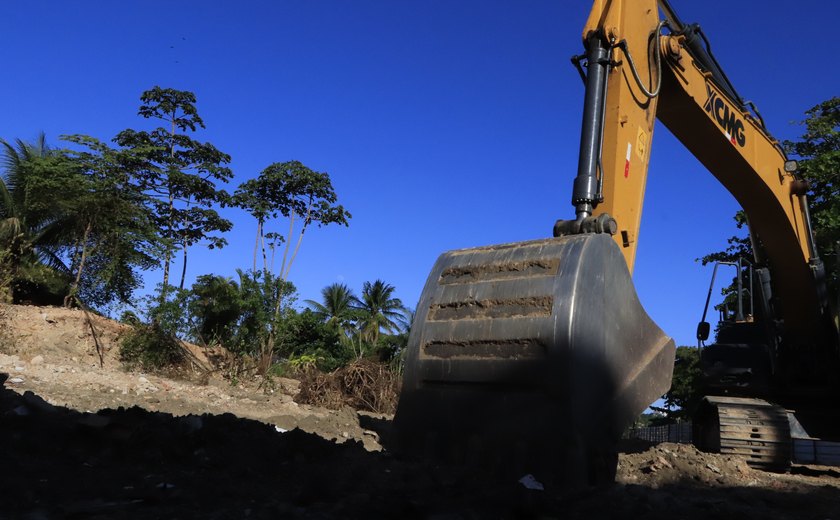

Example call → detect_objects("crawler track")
698 396 792 471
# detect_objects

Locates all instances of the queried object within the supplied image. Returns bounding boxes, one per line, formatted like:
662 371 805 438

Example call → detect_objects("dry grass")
295 359 401 414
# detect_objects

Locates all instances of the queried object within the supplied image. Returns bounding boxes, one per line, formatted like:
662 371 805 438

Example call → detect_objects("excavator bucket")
393 233 675 488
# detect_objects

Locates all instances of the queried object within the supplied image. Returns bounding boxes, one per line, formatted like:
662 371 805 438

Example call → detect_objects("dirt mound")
0 303 216 370
617 442 757 488
0 303 128 365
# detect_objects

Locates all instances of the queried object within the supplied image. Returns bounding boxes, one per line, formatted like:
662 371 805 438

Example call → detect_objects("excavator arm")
565 0 840 470
563 0 823 337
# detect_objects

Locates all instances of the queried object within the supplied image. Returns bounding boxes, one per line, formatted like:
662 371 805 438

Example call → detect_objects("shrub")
120 323 185 371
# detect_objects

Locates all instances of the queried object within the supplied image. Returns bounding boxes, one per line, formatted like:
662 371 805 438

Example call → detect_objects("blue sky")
2 1 838 348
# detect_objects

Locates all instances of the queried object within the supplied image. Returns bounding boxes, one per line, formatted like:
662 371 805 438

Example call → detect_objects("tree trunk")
253 220 261 272
260 224 268 274
269 239 277 273
66 221 92 307
69 237 83 277
283 225 307 281
161 191 176 292
278 213 295 282
179 239 188 290
282 199 313 281
162 113 177 296
162 248 172 289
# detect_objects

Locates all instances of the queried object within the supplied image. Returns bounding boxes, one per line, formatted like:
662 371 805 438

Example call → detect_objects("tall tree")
233 160 350 283
59 135 162 307
353 279 408 345
113 87 233 293
234 160 351 366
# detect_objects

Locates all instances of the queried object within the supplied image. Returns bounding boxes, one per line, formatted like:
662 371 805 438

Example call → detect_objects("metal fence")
624 421 693 444
793 439 840 466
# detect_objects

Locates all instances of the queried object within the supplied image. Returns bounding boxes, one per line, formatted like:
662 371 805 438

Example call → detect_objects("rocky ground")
1 303 839 519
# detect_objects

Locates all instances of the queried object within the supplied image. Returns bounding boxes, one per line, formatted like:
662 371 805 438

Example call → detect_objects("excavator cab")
696 259 777 397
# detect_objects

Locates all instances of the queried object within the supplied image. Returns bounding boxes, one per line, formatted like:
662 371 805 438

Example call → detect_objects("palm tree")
0 134 70 302
353 279 408 345
305 282 358 337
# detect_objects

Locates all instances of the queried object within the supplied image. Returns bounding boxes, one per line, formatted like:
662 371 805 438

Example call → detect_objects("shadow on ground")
2 373 838 520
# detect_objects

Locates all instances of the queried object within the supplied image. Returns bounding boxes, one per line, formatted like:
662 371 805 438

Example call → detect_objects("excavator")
393 0 840 487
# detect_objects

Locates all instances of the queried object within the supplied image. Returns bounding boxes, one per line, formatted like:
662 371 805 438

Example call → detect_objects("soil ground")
1 303 839 519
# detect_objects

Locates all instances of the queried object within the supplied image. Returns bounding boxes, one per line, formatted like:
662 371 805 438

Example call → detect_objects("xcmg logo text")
704 84 746 147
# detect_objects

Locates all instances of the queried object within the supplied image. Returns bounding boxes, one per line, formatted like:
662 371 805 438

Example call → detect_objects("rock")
8 377 24 384
656 456 673 469
30 355 44 365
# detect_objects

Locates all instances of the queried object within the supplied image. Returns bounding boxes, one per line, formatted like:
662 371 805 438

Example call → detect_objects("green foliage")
697 210 751 267
5 261 69 305
285 354 323 372
0 88 372 383
304 279 412 363
232 269 296 356
0 134 71 303
304 282 359 336
188 274 242 346
374 331 409 362
0 248 11 302
657 346 703 420
118 283 194 373
784 97 840 293
144 283 193 338
113 86 233 290
169 268 299 360
120 323 185 371
275 309 351 371
119 310 142 326
223 163 353 371
233 160 350 281
1 131 164 309
59 135 162 308
353 279 409 345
